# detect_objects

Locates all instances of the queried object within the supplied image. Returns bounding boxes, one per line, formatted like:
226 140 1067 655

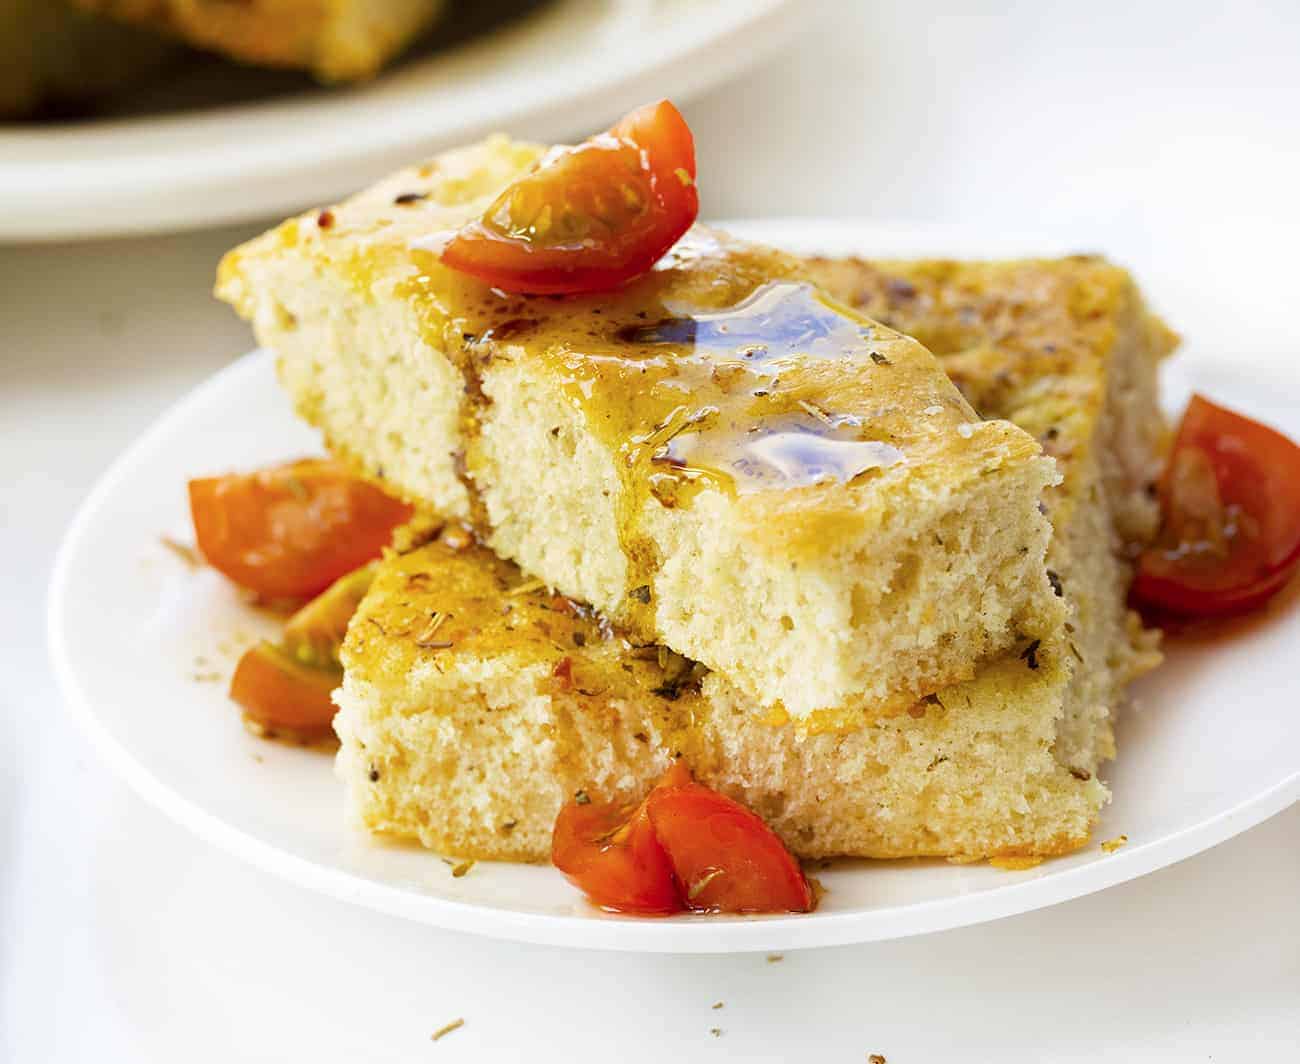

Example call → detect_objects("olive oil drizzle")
356 536 708 773
401 231 967 636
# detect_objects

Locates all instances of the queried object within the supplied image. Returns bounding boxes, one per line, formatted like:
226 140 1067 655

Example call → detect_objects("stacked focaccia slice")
217 138 1171 861
218 136 1063 723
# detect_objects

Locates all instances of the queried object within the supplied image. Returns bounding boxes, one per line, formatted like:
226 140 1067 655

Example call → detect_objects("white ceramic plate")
0 0 799 241
48 219 1300 953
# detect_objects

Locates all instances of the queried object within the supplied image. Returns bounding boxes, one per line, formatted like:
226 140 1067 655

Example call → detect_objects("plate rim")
47 218 1300 953
0 0 802 241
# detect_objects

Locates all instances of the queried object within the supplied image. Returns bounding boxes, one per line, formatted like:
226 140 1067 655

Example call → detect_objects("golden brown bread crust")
217 137 1062 721
800 254 1178 543
337 534 1100 863
332 252 1173 865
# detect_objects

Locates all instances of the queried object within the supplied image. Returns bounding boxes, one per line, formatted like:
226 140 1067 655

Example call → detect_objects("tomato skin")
229 641 341 739
189 459 411 600
646 780 814 914
1133 395 1300 618
552 799 681 916
1135 551 1297 619
551 762 814 916
441 99 698 294
282 562 378 669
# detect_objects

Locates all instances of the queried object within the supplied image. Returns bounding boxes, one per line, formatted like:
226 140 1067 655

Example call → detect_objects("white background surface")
3 2 1298 1060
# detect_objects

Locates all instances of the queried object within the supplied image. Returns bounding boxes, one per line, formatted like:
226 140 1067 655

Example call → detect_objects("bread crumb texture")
335 536 1103 862
217 135 1061 719
327 249 1170 864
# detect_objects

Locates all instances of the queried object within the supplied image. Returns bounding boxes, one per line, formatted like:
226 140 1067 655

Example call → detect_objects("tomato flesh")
646 780 814 914
441 99 698 294
230 557 377 741
551 762 813 916
229 641 340 739
1133 395 1300 617
282 562 377 669
552 798 681 916
189 459 411 600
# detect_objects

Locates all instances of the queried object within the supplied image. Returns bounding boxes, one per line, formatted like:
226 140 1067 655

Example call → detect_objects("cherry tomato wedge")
1133 395 1300 618
441 99 699 294
645 775 815 914
189 459 411 600
551 762 814 916
552 797 681 916
229 641 341 739
282 562 377 669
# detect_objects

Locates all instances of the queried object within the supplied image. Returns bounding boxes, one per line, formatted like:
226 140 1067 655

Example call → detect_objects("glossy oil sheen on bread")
217 135 1061 719
332 252 1171 863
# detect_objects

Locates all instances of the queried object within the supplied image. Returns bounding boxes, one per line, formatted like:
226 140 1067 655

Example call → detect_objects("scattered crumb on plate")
1101 835 1128 854
159 535 201 569
430 1018 464 1042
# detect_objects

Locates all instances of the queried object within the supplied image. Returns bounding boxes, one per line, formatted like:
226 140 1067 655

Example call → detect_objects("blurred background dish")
1 0 178 119
0 0 801 241
68 0 452 85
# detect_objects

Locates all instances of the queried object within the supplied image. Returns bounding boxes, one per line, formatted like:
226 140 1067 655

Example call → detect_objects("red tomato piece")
551 797 682 916
229 641 340 739
189 459 412 600
282 562 377 669
646 774 814 914
441 99 699 294
1133 395 1300 617
551 762 814 916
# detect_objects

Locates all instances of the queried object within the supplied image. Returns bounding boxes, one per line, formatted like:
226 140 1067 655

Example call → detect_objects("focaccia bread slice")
73 0 445 81
335 533 1097 862
332 253 1172 863
217 136 1061 719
